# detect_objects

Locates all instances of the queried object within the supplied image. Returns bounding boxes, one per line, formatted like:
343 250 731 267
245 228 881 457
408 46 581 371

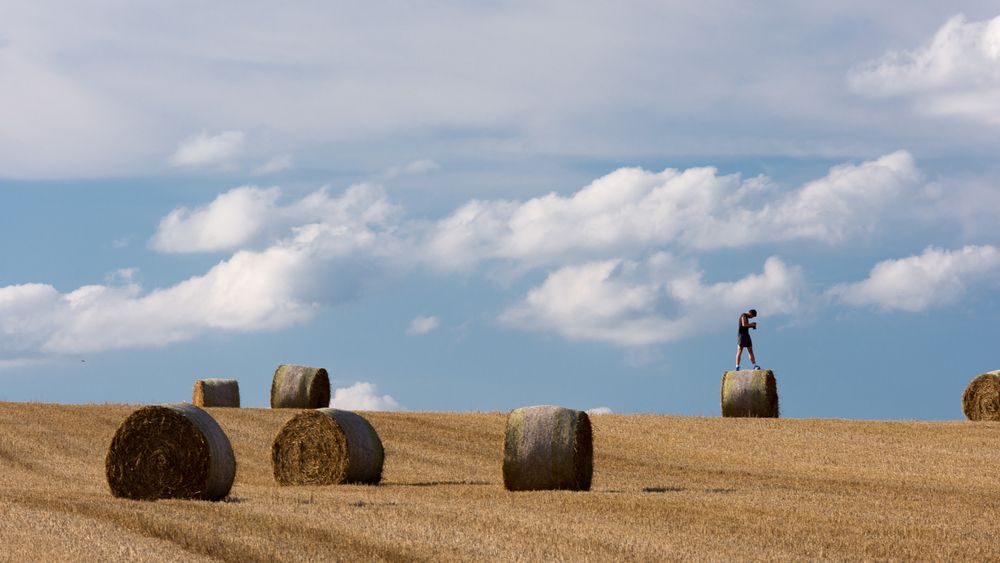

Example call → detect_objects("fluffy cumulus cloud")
0 243 319 355
329 382 401 411
153 150 924 266
2 150 996 360
427 151 920 271
169 130 245 168
0 184 397 356
829 245 1000 312
406 316 440 336
849 14 1000 123
500 254 805 347
151 183 400 254
152 186 282 253
586 407 613 415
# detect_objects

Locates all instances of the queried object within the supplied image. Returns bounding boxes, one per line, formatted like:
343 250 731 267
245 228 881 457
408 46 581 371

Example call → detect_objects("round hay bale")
272 408 384 485
962 371 1000 421
270 364 330 409
105 403 236 501
721 369 779 418
502 405 592 492
192 378 240 408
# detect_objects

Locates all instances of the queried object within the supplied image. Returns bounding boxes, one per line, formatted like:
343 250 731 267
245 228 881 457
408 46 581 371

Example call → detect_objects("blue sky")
3 2 1000 419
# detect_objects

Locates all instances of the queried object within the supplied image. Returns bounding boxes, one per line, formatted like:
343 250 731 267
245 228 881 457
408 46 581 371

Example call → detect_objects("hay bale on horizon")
272 408 384 486
502 405 592 492
192 378 240 408
721 369 779 418
962 371 1000 421
270 364 330 409
105 403 236 501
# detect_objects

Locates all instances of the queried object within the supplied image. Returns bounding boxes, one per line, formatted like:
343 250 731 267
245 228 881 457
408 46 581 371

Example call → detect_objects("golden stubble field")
2 402 1000 561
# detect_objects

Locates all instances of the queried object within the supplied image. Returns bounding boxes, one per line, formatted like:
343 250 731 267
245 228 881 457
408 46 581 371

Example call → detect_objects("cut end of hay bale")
721 369 780 418
105 403 236 501
962 371 1000 421
502 405 593 492
270 364 331 409
272 408 384 486
192 378 240 408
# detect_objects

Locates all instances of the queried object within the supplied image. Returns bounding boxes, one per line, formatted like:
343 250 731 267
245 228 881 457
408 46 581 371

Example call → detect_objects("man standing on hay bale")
736 309 760 370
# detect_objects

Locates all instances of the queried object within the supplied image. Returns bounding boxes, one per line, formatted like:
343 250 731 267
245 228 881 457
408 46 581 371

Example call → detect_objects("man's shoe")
753 365 761 370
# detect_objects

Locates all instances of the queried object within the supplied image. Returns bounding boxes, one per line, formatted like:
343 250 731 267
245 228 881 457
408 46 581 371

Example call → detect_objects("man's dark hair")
748 309 757 316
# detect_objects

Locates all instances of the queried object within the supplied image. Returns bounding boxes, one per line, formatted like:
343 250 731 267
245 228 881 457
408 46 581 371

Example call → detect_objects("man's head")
748 309 757 317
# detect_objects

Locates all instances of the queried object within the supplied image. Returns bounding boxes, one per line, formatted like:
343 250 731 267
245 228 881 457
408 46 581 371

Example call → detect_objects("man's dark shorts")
738 333 752 347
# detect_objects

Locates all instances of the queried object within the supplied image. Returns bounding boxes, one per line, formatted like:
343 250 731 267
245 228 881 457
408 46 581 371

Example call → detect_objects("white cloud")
1 184 398 356
151 183 400 254
406 316 440 335
3 151 991 360
0 244 316 355
169 130 245 168
427 151 920 271
151 186 282 253
254 154 294 175
849 14 1000 123
828 245 1000 312
329 382 401 411
500 254 805 347
383 159 440 178
586 407 613 415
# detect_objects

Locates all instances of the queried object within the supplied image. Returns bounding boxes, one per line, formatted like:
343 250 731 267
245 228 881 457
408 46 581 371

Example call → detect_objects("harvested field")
2 402 1000 561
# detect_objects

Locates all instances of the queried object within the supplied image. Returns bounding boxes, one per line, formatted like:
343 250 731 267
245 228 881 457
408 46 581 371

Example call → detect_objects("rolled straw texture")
502 405 593 491
721 369 780 418
105 403 236 501
192 378 240 408
962 371 1000 421
270 364 330 408
272 408 384 485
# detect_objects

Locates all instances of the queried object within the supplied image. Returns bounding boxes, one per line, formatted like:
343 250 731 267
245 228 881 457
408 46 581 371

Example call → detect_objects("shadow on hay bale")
721 369 779 418
192 378 240 408
272 408 384 485
105 403 236 501
270 364 331 408
502 405 592 492
962 371 1000 421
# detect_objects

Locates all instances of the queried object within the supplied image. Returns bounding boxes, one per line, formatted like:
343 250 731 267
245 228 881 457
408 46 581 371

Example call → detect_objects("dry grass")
3 402 1000 561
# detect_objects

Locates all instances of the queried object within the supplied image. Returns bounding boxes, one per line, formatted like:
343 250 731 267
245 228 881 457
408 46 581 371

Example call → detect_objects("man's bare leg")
748 347 757 367
736 345 744 368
